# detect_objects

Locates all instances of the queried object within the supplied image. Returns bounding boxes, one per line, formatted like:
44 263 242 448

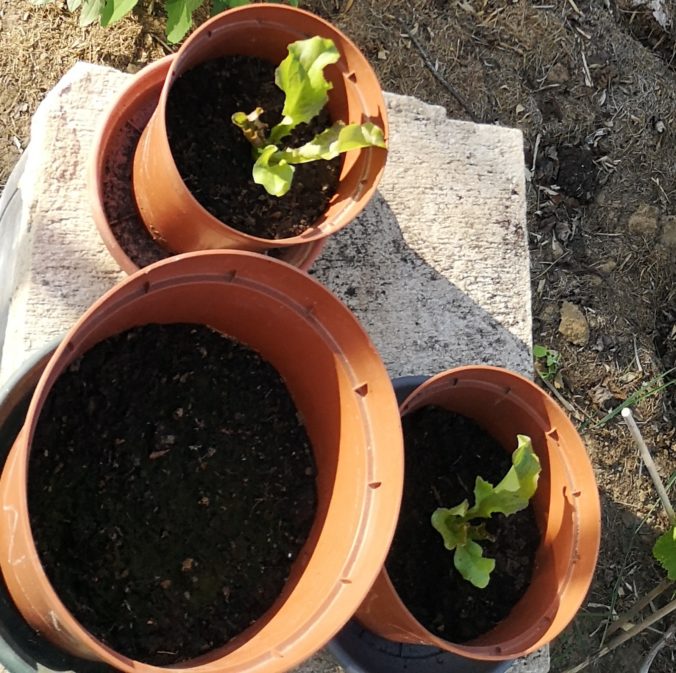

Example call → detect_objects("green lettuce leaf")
212 0 249 14
252 145 295 197
269 36 340 145
431 503 469 550
431 434 540 589
453 539 496 589
468 435 540 519
79 0 105 25
278 121 386 164
100 0 138 26
166 0 204 44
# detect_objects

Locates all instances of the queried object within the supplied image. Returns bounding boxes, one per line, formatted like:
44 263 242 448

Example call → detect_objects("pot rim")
357 365 601 661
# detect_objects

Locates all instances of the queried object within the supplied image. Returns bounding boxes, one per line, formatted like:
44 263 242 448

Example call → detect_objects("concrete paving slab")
0 62 546 673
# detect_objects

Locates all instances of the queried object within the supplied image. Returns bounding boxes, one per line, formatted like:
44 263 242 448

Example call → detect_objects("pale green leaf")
66 0 82 10
533 344 548 359
211 0 247 13
653 525 676 580
100 0 138 26
431 504 469 551
252 145 295 197
497 435 540 500
29 0 54 6
79 0 106 25
166 0 204 43
278 121 386 164
269 36 340 144
454 540 496 589
468 435 540 519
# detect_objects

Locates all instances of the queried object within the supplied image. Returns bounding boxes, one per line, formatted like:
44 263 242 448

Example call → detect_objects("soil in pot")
386 406 541 643
27 323 317 665
165 56 340 239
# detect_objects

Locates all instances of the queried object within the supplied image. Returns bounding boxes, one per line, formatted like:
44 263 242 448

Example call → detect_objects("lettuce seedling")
232 36 387 197
431 435 541 589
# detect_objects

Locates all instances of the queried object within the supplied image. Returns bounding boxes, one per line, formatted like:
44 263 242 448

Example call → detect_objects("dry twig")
606 578 675 637
563 599 676 673
397 19 480 123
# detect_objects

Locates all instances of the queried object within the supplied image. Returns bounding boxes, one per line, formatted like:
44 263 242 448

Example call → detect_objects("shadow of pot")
355 367 601 662
0 251 403 673
131 4 388 255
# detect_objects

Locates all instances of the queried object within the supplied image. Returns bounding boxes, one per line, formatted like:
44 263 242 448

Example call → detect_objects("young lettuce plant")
232 35 386 197
431 435 541 589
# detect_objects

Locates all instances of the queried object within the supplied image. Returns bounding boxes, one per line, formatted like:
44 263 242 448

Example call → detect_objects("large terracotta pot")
0 251 403 673
356 366 601 661
132 4 388 255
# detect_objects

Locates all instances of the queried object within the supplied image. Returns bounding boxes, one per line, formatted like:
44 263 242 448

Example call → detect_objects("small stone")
559 301 590 346
546 62 570 84
539 303 559 324
627 203 659 237
660 215 676 249
596 259 616 274
551 237 565 259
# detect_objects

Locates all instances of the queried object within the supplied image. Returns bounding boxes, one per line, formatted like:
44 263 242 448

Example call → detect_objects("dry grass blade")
606 578 674 637
563 598 676 673
396 19 480 123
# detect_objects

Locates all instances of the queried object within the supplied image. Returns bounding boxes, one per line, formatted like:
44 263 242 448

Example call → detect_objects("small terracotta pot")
132 4 388 255
0 251 403 673
89 56 325 274
356 366 601 661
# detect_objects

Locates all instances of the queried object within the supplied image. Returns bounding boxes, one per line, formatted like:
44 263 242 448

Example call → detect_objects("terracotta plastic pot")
89 56 325 274
0 251 404 673
132 4 388 255
356 366 601 661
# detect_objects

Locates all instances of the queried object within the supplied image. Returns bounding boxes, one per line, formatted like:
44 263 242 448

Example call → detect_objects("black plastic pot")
326 376 513 673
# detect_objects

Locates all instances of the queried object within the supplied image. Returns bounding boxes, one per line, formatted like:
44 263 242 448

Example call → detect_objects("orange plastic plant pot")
0 251 404 673
132 4 388 255
89 56 325 274
356 367 601 661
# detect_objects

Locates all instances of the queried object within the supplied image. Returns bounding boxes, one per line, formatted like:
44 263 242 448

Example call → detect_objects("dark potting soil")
386 406 541 643
27 324 317 664
165 56 340 240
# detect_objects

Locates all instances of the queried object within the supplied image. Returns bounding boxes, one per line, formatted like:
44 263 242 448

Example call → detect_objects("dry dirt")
1 1 675 671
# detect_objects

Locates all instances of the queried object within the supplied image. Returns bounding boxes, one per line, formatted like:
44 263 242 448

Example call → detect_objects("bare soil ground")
1 0 675 671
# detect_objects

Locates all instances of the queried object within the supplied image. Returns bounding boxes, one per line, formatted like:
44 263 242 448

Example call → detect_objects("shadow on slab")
311 191 532 379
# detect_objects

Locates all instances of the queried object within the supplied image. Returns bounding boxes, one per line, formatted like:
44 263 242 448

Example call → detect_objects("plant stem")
563 597 676 673
622 408 675 522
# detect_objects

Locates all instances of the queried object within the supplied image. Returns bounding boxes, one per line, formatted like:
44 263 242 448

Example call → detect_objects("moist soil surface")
386 405 540 643
27 323 317 665
165 55 340 240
